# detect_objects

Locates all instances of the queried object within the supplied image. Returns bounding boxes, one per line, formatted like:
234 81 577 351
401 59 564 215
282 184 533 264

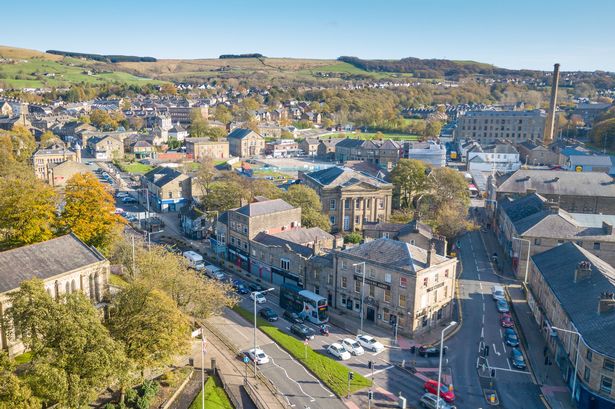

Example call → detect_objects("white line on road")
272 343 332 395
372 349 386 356
502 342 507 354
481 327 484 338
482 303 485 312
507 356 512 370
489 365 530 375
499 328 503 338
492 343 501 356
477 273 481 280
482 315 485 325
365 365 394 377
479 282 483 290
269 357 316 402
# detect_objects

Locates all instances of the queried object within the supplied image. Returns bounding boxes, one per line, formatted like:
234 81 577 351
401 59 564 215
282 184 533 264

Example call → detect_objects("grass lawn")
320 132 419 141
109 273 129 288
14 351 33 365
189 376 233 409
233 306 371 396
252 169 291 179
115 161 154 174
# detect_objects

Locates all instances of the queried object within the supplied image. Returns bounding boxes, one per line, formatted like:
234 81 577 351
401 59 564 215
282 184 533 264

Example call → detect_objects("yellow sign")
575 165 583 172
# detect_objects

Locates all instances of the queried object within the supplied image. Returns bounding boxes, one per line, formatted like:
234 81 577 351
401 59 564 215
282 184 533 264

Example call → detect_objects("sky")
1 0 614 71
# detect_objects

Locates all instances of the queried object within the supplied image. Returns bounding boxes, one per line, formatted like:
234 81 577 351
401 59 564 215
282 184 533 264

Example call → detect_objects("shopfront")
228 246 249 271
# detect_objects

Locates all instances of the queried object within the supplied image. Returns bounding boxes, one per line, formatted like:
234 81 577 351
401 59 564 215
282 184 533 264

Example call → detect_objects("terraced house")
299 166 393 233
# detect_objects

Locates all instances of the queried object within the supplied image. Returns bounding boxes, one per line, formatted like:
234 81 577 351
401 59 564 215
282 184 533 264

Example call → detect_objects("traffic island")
484 389 500 406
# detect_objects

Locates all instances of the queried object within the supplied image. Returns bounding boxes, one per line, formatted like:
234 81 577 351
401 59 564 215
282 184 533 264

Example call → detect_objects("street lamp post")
253 288 275 376
352 262 366 335
135 187 151 219
437 321 457 409
551 326 581 401
512 237 531 283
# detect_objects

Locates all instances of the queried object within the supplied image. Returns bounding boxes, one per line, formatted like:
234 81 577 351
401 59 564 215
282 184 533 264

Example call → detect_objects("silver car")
419 393 456 409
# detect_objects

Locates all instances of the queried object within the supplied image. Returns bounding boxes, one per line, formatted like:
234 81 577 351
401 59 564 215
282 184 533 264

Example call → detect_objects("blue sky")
1 0 614 71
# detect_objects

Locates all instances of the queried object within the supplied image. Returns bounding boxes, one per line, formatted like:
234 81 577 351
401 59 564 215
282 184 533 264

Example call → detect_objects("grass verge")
189 376 233 409
109 273 130 288
115 161 154 174
233 306 371 396
14 351 33 365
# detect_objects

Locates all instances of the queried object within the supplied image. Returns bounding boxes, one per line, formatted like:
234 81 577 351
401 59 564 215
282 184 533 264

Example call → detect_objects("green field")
0 57 164 89
115 161 154 174
189 377 233 409
320 132 419 141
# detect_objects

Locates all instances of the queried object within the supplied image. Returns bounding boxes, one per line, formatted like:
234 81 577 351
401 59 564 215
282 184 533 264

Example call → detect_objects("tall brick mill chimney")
543 63 560 145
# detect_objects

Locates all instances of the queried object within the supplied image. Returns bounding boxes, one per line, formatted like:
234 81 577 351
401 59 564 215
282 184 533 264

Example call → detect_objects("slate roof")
272 227 333 245
513 209 615 241
568 155 613 167
319 138 344 147
336 138 365 149
236 198 295 217
0 234 106 293
227 128 259 140
303 166 391 189
340 238 447 273
497 170 615 197
143 166 184 187
531 243 615 358
499 193 548 222
252 232 313 257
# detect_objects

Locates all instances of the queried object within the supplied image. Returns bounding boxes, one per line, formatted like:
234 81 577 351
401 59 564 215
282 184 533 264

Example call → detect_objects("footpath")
480 228 576 409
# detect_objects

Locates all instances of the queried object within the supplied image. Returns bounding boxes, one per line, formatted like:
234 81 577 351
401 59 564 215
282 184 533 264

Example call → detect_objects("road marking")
365 365 394 377
482 315 485 325
272 343 332 395
479 282 483 290
489 365 530 375
482 303 485 312
371 349 385 356
477 273 481 280
269 357 316 402
507 357 511 370
492 343 501 356
499 328 503 338
502 342 507 354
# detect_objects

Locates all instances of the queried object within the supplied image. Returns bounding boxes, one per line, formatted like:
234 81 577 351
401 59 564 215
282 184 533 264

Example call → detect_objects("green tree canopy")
0 352 40 409
282 185 330 231
390 159 429 209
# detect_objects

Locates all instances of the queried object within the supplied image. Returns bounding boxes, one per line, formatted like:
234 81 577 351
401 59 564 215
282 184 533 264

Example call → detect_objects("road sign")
243 356 250 364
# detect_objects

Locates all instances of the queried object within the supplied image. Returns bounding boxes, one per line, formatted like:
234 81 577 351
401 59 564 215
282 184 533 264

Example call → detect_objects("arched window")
89 274 95 300
71 279 77 293
65 281 70 294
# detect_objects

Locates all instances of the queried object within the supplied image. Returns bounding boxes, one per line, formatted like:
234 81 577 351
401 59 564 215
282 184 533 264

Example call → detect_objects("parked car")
213 271 226 281
116 192 129 198
510 347 526 369
327 343 351 360
259 307 279 322
496 299 510 313
500 314 514 328
283 310 304 324
419 392 457 409
233 281 250 295
244 348 269 365
122 196 137 203
492 285 506 302
342 338 364 356
504 328 520 347
250 292 267 304
423 379 455 403
290 323 315 340
356 335 384 352
248 283 265 293
418 345 447 358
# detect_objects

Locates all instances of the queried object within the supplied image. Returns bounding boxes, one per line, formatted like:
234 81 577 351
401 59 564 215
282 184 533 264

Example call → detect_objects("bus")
279 283 329 325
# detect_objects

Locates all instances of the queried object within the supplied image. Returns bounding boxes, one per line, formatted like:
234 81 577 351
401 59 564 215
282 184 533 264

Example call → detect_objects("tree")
60 173 121 251
214 105 233 125
247 179 282 201
107 284 191 372
201 126 227 141
1 126 36 162
280 130 294 139
160 83 177 95
39 130 60 148
424 121 443 138
389 159 429 209
241 97 260 111
128 116 144 131
194 157 219 195
90 109 119 131
203 179 245 212
344 232 362 244
282 185 330 231
0 175 58 250
190 108 209 138
0 352 40 409
8 280 126 408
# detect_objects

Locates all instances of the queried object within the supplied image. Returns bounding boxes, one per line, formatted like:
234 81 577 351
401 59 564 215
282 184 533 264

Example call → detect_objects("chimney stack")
598 292 615 315
574 260 592 283
543 63 560 146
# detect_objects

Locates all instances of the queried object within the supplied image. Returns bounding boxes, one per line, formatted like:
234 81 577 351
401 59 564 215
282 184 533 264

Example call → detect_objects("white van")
183 251 204 271
492 285 506 301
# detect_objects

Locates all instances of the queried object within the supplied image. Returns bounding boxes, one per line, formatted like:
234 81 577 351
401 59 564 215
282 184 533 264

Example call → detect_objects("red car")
424 379 455 403
500 314 514 328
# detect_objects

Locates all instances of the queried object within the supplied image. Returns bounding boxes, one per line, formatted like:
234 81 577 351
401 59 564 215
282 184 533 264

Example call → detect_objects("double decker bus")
279 283 328 325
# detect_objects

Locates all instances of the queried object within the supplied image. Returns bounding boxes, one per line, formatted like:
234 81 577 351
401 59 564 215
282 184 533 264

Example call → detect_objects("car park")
259 307 279 322
419 392 457 409
500 314 514 328
341 338 364 356
327 343 351 360
290 323 315 340
245 348 269 365
250 292 267 304
418 345 447 358
504 328 519 347
283 310 304 324
510 347 526 369
356 334 384 352
496 299 510 313
423 379 455 403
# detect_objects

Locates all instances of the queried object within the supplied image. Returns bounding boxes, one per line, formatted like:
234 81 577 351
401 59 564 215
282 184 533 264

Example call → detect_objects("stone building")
47 160 91 188
528 243 615 409
87 134 124 160
227 128 265 157
363 219 447 255
32 143 82 181
299 166 393 233
0 234 110 356
299 138 319 156
516 141 559 166
225 199 302 271
455 109 547 145
317 138 344 160
488 169 615 216
141 166 198 212
304 238 458 337
185 137 230 160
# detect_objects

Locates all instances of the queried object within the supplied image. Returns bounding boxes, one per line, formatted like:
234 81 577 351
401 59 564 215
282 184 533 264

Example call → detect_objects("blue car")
496 299 510 313
504 328 519 347
233 280 250 295
510 347 526 369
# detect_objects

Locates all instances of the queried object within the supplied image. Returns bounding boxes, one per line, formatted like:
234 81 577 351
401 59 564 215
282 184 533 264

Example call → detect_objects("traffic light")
348 372 354 381
367 390 373 400
368 361 374 369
